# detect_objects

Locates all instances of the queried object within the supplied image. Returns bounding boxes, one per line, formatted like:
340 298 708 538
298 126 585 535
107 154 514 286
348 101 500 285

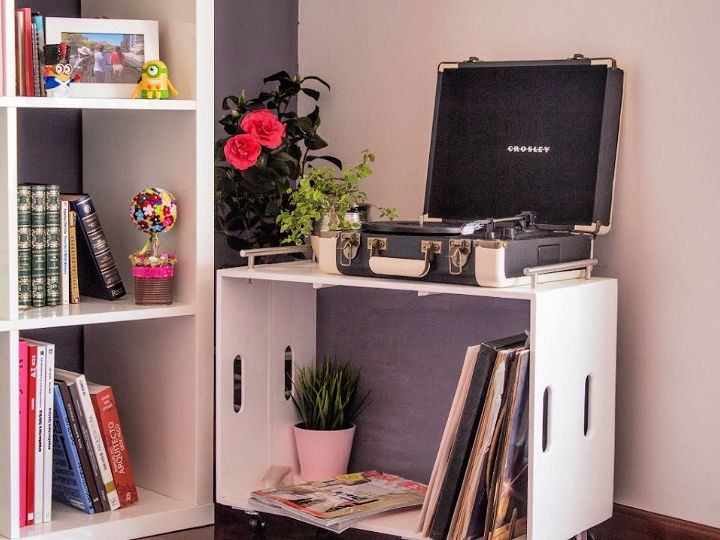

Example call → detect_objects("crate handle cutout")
284 346 293 401
542 387 551 452
233 355 242 413
584 375 591 436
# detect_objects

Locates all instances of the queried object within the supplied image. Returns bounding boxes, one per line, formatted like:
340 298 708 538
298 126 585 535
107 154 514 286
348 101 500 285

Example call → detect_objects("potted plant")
215 71 342 259
128 188 178 305
277 150 396 272
291 359 369 480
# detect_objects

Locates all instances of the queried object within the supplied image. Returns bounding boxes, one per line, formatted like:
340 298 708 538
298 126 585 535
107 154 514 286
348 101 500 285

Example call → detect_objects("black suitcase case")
335 54 623 287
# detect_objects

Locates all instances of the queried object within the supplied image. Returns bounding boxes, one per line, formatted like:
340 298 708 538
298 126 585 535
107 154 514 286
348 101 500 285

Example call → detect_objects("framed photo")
45 18 159 98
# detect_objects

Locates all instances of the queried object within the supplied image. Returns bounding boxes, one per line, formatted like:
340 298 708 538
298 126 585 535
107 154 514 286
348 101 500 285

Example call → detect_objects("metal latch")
338 232 361 267
367 237 388 258
448 239 472 275
421 240 442 262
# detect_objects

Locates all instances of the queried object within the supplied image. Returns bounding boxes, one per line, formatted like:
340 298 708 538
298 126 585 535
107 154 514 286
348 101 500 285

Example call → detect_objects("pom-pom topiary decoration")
129 188 178 305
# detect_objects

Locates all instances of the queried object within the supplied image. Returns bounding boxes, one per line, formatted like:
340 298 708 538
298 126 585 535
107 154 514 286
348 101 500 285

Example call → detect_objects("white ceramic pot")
311 234 341 275
293 423 356 481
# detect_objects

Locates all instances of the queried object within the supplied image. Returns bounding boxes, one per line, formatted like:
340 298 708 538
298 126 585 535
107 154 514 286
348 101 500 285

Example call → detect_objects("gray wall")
317 288 529 483
214 0 299 269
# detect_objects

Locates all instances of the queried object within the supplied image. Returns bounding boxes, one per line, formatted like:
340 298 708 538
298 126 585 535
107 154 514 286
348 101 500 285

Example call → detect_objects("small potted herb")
277 150 396 272
291 359 369 480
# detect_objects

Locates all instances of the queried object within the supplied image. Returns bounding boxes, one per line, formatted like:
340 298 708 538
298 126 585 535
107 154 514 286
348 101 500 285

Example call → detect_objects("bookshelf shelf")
17 488 213 540
15 298 196 330
0 1 215 539
216 265 618 540
0 97 198 111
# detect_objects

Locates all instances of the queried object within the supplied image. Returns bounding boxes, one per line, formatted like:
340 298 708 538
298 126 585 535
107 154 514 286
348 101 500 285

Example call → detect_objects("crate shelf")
0 97 197 111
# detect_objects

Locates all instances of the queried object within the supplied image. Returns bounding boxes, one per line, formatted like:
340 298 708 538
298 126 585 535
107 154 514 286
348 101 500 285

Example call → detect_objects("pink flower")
240 109 286 149
224 134 262 170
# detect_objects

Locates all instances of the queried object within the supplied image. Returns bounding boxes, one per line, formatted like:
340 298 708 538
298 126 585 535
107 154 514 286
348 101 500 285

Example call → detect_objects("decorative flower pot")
131 254 176 305
311 233 341 275
293 423 355 481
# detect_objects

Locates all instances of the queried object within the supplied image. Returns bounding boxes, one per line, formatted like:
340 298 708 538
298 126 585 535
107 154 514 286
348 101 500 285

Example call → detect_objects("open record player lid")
423 55 623 232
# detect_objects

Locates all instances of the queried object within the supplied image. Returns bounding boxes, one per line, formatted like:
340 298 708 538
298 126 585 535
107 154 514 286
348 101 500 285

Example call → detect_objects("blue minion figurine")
43 43 81 97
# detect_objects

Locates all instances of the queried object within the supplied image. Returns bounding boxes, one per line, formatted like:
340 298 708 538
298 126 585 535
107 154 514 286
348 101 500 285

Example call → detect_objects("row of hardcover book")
14 7 47 97
18 338 138 528
18 185 126 309
419 335 530 540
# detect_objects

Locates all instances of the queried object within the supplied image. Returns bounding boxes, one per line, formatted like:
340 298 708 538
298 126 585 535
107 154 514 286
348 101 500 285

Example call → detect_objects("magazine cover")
250 471 426 533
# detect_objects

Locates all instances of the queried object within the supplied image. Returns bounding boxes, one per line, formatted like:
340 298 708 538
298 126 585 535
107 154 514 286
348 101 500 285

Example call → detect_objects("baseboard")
590 504 720 539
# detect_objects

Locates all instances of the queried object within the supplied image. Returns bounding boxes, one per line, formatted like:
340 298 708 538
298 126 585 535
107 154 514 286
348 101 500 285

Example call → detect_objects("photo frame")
45 18 159 98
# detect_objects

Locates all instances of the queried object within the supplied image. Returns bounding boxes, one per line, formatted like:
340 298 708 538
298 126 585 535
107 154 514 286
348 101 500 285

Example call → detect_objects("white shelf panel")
15 297 195 330
15 488 213 540
0 97 197 111
218 261 612 301
0 321 10 332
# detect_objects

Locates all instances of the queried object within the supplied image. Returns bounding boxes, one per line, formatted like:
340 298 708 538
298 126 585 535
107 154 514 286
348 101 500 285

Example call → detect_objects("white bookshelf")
0 1 214 539
216 262 618 540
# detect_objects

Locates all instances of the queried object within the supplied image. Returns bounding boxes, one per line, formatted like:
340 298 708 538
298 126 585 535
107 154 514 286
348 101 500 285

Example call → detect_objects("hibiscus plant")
215 71 341 253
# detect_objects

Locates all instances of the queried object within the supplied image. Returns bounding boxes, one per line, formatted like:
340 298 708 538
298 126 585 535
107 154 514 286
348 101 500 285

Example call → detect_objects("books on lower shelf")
250 471 426 534
17 186 126 310
420 335 530 540
17 340 138 528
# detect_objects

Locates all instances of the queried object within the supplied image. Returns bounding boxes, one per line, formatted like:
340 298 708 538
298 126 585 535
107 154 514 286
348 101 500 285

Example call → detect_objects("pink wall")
299 0 720 527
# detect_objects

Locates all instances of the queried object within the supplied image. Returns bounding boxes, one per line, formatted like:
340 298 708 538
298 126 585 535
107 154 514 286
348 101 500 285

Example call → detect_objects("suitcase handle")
368 240 441 278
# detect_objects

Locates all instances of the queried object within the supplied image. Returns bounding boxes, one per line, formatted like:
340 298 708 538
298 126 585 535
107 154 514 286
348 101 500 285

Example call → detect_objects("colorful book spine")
90 385 138 507
17 185 32 309
61 201 70 305
62 195 126 301
68 211 80 304
45 185 61 307
42 342 55 523
26 345 37 525
60 375 110 511
56 381 103 512
32 343 46 522
31 13 46 97
30 185 47 307
15 10 25 96
30 22 40 97
52 385 95 514
18 341 28 528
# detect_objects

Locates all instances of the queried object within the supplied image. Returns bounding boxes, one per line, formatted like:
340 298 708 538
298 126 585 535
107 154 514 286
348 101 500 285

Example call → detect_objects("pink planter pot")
293 424 356 481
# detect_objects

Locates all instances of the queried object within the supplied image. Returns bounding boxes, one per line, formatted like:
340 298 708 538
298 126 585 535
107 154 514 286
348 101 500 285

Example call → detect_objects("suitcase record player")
334 54 624 287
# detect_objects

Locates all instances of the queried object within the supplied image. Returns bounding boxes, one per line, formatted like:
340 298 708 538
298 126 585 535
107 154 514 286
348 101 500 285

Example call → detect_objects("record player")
333 54 624 287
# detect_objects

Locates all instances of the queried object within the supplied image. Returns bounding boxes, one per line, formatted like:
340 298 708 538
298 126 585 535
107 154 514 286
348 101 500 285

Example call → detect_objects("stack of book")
17 186 126 310
419 336 530 540
15 8 46 97
18 339 138 527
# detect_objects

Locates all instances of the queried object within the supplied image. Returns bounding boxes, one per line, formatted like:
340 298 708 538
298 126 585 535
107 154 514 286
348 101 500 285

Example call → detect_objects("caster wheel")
246 511 267 536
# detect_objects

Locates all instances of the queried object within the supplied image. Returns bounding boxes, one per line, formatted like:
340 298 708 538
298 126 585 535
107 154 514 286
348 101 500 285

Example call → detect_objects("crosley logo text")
507 145 551 153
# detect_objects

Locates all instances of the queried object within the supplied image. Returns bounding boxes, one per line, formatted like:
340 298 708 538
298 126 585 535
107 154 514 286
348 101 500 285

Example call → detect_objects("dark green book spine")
31 185 47 307
17 185 32 309
45 185 61 306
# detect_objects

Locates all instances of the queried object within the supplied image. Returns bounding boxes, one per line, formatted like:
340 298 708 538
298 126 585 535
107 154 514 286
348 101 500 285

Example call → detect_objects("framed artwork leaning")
45 17 159 98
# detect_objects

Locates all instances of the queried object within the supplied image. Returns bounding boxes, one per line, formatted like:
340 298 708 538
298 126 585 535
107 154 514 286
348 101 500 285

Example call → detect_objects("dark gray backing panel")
214 0 299 270
316 287 529 484
18 0 84 373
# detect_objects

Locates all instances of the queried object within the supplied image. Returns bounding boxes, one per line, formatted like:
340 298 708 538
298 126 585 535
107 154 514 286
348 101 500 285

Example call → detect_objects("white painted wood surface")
0 98 197 110
216 265 618 539
528 279 617 539
0 1 215 538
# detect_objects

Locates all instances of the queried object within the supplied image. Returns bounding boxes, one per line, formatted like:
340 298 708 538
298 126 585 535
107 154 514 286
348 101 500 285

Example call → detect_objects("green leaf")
263 70 291 84
301 88 321 101
301 75 331 90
